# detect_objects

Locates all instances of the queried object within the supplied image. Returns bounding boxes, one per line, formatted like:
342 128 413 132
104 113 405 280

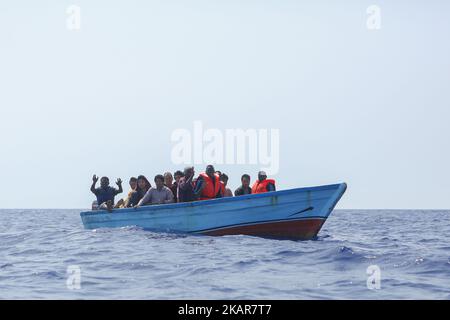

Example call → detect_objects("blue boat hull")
80 183 347 240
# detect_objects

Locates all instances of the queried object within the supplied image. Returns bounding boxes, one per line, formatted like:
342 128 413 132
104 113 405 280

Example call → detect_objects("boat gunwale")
80 182 347 217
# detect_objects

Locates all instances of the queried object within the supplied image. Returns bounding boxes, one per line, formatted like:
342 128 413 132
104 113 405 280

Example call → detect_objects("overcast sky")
0 0 449 209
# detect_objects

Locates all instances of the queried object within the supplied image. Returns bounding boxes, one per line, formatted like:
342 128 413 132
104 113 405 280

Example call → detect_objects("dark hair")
220 173 228 182
129 177 138 183
174 170 184 177
101 176 109 181
154 174 165 183
137 175 151 190
241 174 250 181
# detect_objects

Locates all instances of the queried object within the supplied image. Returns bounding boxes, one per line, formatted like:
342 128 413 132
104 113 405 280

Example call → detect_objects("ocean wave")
0 209 449 299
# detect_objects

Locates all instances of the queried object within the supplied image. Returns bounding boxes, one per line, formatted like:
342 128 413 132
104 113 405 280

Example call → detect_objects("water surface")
0 209 449 299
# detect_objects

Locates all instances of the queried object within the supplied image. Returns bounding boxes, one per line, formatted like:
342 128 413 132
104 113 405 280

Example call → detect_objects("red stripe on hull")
200 218 326 240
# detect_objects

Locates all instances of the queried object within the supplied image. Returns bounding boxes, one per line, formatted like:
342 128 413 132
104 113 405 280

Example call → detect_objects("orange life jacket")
251 179 276 194
199 173 222 200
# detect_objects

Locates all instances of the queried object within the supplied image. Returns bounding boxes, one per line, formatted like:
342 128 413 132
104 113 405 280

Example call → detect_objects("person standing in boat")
135 174 174 207
90 175 123 211
178 166 196 202
234 174 252 196
219 173 233 197
127 175 151 207
194 165 223 200
251 171 276 194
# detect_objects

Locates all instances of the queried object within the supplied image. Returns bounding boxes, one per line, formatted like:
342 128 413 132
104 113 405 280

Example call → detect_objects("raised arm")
90 175 99 194
186 174 194 184
115 178 123 195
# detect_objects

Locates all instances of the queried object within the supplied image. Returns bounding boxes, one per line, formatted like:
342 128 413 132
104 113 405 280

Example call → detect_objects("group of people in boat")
90 165 276 211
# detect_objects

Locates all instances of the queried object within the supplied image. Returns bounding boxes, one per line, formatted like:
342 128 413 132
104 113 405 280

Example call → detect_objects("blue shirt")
93 186 120 205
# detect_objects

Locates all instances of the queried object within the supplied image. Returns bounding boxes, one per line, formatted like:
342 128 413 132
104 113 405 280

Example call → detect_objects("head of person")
100 176 109 188
129 177 138 190
163 172 173 186
137 175 151 191
241 174 251 188
215 170 222 177
258 171 267 182
174 170 184 183
206 165 215 178
220 173 229 187
154 174 165 189
184 166 194 179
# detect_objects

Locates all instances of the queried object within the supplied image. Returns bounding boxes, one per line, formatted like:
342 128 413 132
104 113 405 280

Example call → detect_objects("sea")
0 209 449 299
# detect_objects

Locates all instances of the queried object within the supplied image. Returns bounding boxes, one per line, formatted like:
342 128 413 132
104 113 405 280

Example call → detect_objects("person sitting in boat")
194 165 223 200
219 173 233 197
135 174 174 207
251 171 276 194
128 175 151 207
114 177 138 208
90 175 123 211
164 171 178 202
178 166 196 203
234 174 252 196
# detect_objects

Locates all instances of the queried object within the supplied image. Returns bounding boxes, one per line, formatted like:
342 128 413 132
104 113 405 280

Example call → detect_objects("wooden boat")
80 183 347 240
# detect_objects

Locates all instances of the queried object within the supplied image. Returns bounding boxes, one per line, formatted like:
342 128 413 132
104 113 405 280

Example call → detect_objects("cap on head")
258 171 267 181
